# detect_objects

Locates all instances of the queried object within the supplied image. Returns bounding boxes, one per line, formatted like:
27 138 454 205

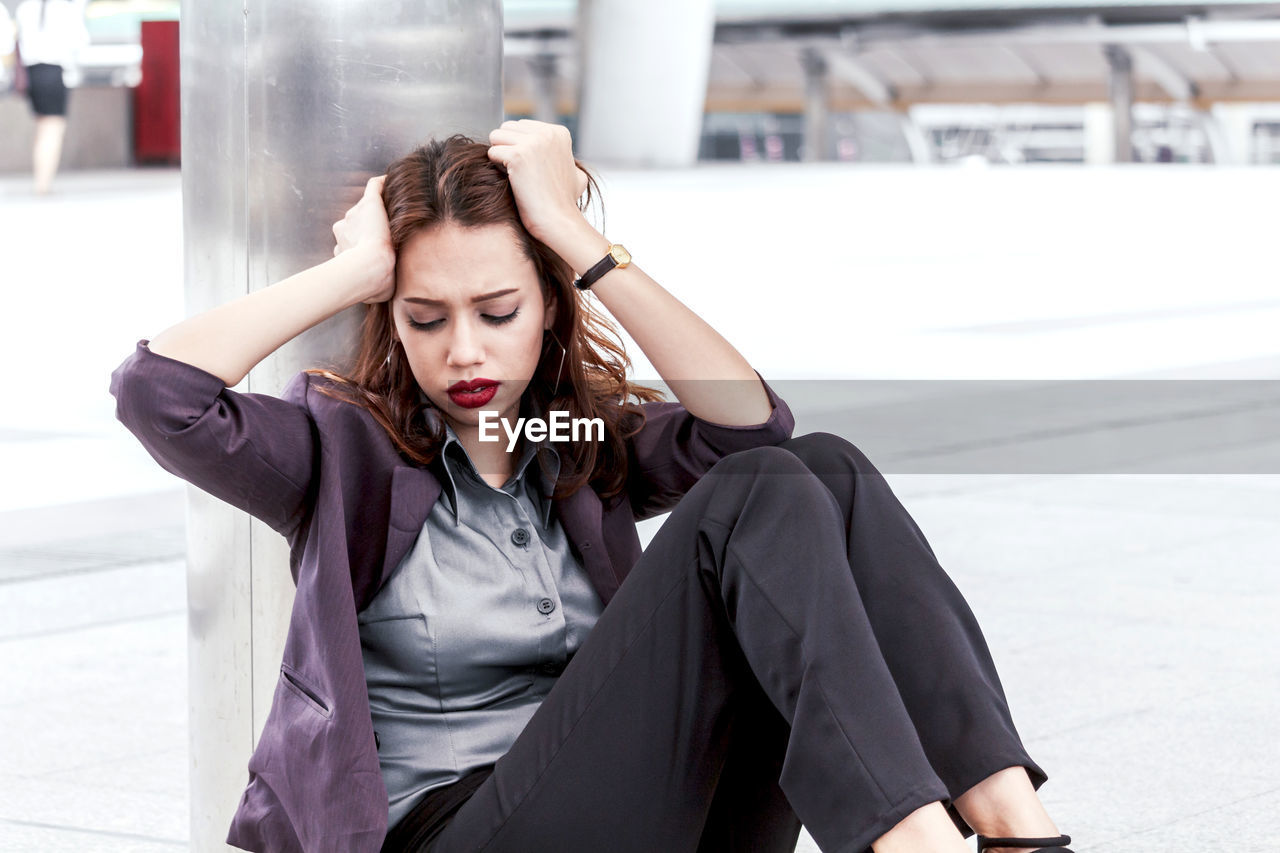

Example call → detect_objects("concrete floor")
1 165 1278 852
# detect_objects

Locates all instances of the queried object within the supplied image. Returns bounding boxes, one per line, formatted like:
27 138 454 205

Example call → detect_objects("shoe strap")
977 834 1072 851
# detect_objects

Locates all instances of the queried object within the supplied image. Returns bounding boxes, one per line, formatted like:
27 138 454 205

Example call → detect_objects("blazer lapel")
555 484 618 605
381 465 441 592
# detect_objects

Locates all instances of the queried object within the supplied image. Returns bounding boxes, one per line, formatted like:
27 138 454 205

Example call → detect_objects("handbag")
12 41 28 95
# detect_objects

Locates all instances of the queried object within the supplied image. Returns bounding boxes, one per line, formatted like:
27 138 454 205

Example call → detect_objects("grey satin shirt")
358 420 605 828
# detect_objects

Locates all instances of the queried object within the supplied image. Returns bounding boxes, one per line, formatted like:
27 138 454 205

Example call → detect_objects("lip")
447 379 499 409
448 378 499 392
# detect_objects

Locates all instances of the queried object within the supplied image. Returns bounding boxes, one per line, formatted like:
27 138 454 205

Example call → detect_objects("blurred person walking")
13 0 89 195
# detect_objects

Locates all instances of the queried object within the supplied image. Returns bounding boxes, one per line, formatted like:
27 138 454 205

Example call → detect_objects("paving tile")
1082 785 1280 852
945 473 1280 523
0 559 186 643
33 747 190 800
0 820 186 852
0 774 189 847
1 618 185 769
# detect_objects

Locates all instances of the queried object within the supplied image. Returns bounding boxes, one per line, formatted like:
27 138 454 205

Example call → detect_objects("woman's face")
392 221 555 435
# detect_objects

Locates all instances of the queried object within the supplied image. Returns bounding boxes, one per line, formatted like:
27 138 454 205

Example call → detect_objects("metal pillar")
800 47 830 162
575 0 715 166
179 1 502 848
1104 45 1135 163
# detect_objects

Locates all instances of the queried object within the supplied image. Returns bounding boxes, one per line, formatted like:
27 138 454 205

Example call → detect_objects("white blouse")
2 6 15 58
15 0 89 68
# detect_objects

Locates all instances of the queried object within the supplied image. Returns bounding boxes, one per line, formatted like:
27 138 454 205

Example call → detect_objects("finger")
486 144 511 167
488 126 526 145
510 118 553 131
506 119 566 141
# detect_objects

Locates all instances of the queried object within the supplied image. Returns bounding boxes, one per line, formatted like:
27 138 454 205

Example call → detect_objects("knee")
704 444 840 515
708 444 812 479
778 432 880 477
706 446 837 503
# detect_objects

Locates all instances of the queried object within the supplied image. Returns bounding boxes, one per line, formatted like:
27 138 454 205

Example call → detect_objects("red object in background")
133 20 180 164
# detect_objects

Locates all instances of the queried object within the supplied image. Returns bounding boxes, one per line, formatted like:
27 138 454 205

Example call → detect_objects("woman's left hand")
487 120 590 245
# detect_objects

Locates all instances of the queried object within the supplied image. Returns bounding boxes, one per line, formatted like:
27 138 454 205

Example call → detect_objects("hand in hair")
486 119 590 245
332 175 396 304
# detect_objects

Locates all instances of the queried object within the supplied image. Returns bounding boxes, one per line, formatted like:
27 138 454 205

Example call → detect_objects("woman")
13 0 89 195
111 120 1072 853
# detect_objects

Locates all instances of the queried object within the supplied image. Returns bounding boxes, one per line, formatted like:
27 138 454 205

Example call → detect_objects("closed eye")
407 308 521 332
485 308 521 326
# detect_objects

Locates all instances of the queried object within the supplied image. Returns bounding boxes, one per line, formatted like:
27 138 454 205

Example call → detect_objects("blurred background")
1 0 1278 851
6 0 1280 167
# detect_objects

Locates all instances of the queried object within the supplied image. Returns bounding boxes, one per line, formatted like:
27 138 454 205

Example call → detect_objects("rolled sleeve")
109 340 317 536
627 370 795 521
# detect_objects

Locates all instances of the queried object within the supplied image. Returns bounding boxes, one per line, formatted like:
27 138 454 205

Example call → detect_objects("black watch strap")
573 253 618 291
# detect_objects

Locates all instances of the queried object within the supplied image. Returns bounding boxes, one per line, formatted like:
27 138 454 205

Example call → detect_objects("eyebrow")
402 288 519 307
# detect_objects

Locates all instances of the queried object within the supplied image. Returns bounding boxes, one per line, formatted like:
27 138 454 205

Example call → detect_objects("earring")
546 328 567 392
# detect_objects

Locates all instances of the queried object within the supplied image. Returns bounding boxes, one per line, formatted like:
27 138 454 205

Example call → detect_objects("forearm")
148 244 389 387
545 218 773 426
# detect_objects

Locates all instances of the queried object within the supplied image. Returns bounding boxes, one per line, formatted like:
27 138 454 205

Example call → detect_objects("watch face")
610 244 631 266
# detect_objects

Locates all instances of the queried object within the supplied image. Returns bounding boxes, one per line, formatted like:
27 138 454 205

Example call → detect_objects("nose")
445 316 485 368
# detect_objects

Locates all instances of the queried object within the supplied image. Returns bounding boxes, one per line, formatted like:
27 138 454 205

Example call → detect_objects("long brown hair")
308 134 664 501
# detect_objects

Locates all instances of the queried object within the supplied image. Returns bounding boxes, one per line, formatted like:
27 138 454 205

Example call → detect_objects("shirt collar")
435 397 562 528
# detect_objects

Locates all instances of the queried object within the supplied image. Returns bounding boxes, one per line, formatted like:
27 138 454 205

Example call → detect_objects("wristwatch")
573 244 631 291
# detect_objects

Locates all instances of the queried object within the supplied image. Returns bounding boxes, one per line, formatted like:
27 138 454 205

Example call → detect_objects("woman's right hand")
333 175 396 304
149 174 399 386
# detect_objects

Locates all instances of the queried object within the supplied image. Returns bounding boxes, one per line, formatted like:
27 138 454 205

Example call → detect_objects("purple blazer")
110 340 796 852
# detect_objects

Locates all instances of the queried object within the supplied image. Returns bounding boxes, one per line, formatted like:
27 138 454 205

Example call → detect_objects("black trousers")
395 433 1046 853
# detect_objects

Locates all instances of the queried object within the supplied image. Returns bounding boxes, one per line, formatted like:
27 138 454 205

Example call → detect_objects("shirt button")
511 528 530 547
537 597 555 615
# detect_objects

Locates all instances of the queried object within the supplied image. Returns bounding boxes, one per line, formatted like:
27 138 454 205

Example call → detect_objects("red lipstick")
447 378 499 409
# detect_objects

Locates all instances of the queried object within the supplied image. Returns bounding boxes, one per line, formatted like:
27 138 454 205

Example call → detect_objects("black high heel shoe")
976 834 1073 852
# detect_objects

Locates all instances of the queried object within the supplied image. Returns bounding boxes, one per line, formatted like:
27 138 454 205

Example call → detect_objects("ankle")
871 801 969 853
955 767 1059 842
973 813 1061 840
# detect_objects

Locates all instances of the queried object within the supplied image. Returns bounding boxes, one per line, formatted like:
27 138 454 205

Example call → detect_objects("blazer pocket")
279 663 332 719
